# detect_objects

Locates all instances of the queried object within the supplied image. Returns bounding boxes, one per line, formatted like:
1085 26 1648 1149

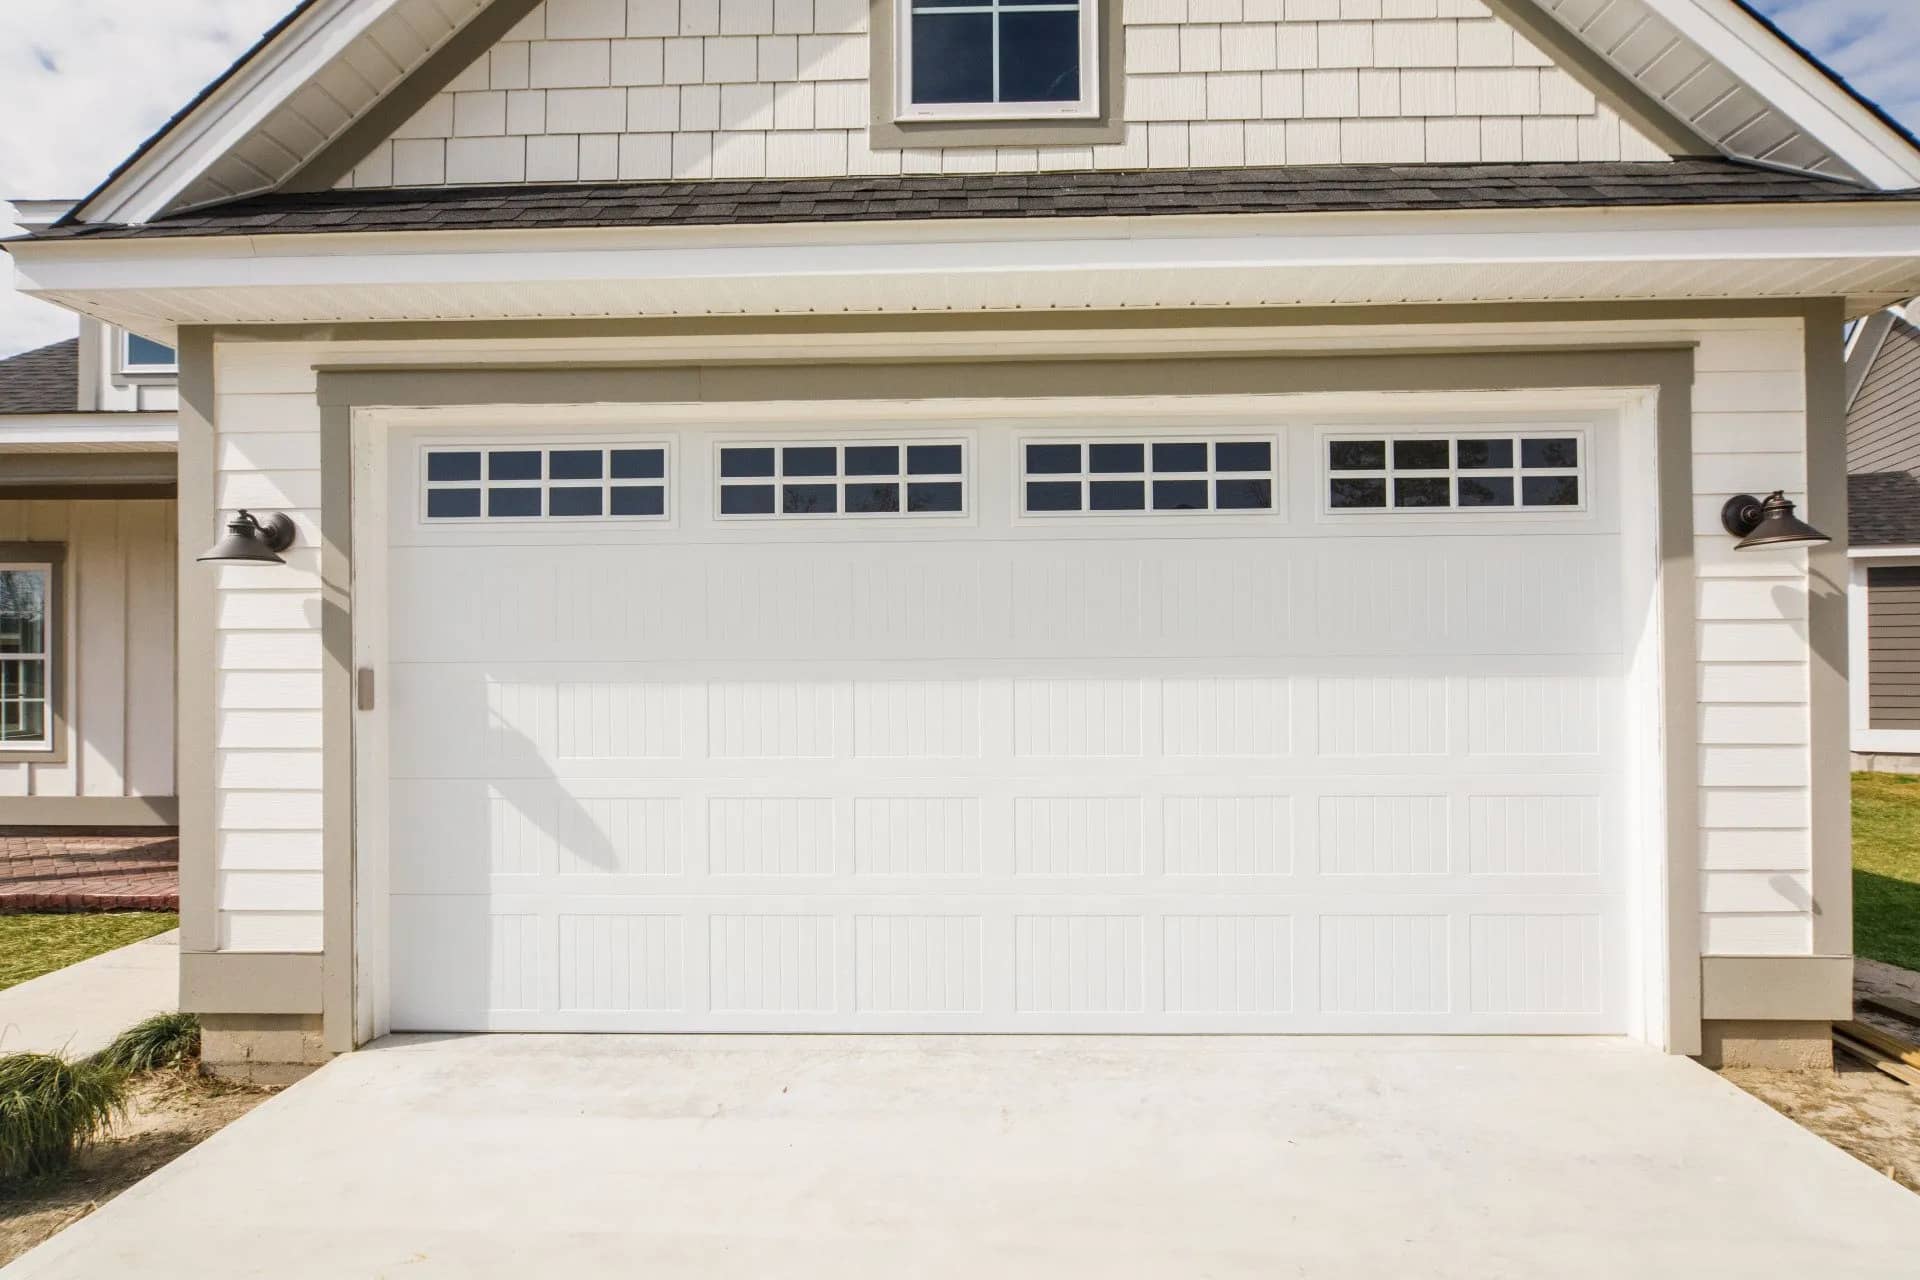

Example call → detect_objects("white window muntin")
1017 433 1281 517
894 0 1099 122
1321 429 1588 516
714 439 970 520
418 440 673 524
0 563 52 752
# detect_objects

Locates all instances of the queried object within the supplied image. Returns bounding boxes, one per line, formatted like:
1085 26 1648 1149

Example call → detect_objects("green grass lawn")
1854 772 1920 973
0 914 178 993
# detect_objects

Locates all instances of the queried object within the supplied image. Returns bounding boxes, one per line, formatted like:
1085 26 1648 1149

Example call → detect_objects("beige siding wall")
0 498 176 805
208 316 1814 958
334 0 1666 187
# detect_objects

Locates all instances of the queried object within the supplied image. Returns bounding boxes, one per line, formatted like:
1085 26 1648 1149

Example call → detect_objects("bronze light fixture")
1720 491 1831 551
197 510 297 565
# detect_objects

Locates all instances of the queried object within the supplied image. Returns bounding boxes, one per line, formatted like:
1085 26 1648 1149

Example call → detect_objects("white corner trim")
1643 0 1920 190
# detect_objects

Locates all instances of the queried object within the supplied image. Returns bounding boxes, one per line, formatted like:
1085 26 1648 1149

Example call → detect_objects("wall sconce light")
1720 491 1831 551
197 510 297 565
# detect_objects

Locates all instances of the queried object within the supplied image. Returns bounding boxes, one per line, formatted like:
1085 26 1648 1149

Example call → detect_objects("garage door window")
717 442 967 517
421 445 669 521
1021 437 1277 514
1325 433 1583 512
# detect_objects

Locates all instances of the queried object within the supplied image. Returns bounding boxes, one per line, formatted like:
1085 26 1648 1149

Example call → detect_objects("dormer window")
118 331 177 377
896 0 1098 121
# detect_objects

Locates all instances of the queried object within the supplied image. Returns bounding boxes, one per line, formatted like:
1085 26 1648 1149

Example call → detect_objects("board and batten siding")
1867 566 1920 730
207 315 1815 957
0 499 176 804
332 0 1667 188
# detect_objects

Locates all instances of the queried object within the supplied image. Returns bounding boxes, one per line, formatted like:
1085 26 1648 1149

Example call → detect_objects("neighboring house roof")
1848 311 1920 547
0 339 78 415
30 160 1920 243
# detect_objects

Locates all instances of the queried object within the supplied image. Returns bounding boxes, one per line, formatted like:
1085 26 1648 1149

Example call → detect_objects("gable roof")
65 0 1920 228
1848 310 1920 548
0 339 79 415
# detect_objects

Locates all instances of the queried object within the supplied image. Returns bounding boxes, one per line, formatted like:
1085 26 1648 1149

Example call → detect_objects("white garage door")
381 414 1630 1033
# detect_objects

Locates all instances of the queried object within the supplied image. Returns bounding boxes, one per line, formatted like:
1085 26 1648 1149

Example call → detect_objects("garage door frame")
318 345 1700 1052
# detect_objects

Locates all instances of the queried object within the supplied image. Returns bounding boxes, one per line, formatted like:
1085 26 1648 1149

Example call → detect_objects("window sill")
868 115 1126 151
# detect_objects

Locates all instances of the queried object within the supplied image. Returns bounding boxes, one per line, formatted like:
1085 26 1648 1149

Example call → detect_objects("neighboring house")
0 202 179 826
1846 303 1920 772
4 0 1920 1077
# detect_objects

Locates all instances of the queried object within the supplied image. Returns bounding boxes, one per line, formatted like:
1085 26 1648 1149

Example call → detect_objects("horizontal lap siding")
0 499 175 804
1693 321 1814 956
1869 566 1920 729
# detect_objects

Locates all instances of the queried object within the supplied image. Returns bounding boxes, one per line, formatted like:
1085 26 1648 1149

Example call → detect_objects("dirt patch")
0 1070 272 1267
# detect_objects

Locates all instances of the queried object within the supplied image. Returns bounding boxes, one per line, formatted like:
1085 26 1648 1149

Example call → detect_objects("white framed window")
715 440 968 518
1322 431 1586 514
117 330 178 376
420 442 671 522
1019 435 1279 516
895 0 1098 121
0 563 53 752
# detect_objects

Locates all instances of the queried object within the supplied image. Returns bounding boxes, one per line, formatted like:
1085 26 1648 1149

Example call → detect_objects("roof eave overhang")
15 202 1920 332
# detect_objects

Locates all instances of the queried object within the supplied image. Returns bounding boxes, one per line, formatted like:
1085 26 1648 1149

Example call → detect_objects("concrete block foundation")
201 1013 330 1086
1698 1020 1834 1070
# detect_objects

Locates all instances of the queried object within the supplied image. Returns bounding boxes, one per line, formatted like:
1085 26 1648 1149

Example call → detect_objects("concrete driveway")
8 1035 1920 1278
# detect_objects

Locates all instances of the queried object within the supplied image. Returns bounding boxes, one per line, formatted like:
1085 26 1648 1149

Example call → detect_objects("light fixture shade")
197 510 296 565
1720 491 1831 551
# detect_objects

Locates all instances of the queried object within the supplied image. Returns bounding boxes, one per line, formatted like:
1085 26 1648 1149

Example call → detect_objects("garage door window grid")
1324 432 1585 512
1021 437 1279 515
716 441 968 517
421 444 670 521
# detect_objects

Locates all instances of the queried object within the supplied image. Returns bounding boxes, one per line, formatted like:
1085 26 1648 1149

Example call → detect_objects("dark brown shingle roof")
0 339 78 415
23 160 1919 242
1849 314 1920 547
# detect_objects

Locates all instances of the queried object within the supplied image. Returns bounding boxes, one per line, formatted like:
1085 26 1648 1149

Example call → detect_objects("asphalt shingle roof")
0 339 78 415
1850 471 1920 548
22 160 1918 242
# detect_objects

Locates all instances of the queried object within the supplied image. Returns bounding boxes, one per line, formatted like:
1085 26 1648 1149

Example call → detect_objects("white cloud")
1750 0 1920 134
0 0 290 357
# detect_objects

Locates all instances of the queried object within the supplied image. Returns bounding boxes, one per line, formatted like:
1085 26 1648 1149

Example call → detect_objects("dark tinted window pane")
1027 481 1081 511
907 482 964 512
1214 441 1271 472
1330 478 1387 508
1329 440 1386 471
999 11 1080 102
1216 478 1272 509
1395 477 1451 508
846 483 901 513
489 451 541 480
610 486 665 516
783 483 837 513
125 334 176 367
1521 437 1579 468
548 487 603 517
1089 443 1144 474
1090 480 1145 510
611 449 665 479
845 445 900 476
548 450 603 480
720 447 775 478
1393 439 1449 471
1455 439 1512 470
720 484 775 515
1026 443 1081 474
908 444 963 475
426 488 481 518
784 446 837 477
1522 475 1580 507
427 452 481 482
1457 476 1514 507
488 487 542 517
911 12 992 103
1152 442 1208 473
1153 479 1208 510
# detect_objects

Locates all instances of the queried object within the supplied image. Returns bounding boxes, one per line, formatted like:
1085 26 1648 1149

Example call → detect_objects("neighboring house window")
896 0 1097 120
0 563 53 752
421 444 671 521
1324 433 1585 512
118 331 178 375
1021 437 1279 515
716 441 968 517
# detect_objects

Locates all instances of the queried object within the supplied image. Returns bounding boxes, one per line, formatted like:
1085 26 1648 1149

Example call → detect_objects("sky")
0 0 1916 359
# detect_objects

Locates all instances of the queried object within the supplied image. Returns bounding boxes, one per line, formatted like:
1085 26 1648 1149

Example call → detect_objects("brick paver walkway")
0 830 180 913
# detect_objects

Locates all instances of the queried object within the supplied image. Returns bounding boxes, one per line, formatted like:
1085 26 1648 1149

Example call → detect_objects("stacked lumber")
1834 1006 1920 1085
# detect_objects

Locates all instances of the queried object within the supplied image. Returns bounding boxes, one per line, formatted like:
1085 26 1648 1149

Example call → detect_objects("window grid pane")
716 441 968 519
906 0 1083 106
423 445 670 522
1020 437 1280 516
0 566 51 749
1325 432 1584 513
